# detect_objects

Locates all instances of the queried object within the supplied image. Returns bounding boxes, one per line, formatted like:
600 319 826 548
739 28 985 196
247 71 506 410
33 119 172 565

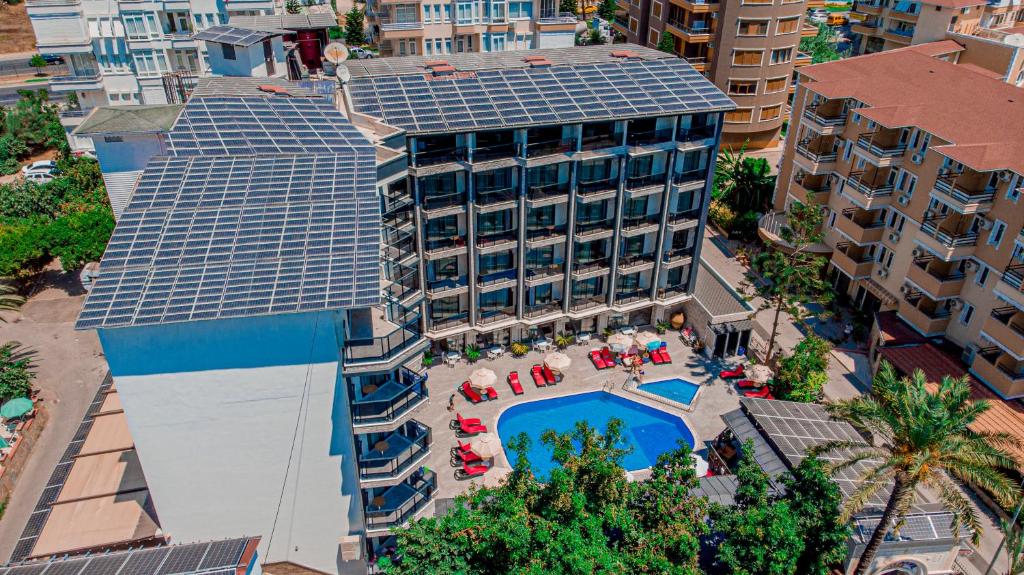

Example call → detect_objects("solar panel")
193 25 279 46
198 539 248 570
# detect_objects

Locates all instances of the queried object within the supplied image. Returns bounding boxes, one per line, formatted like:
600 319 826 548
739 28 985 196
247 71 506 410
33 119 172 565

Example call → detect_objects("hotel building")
67 45 733 573
612 0 816 149
767 41 1024 399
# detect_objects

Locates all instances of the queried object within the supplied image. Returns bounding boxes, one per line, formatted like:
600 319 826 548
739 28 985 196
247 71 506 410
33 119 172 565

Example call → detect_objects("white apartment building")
26 0 279 149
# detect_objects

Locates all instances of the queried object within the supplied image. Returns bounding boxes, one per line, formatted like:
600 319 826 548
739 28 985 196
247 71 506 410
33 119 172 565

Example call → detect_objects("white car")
808 8 828 23
21 160 57 176
349 47 375 59
24 171 54 184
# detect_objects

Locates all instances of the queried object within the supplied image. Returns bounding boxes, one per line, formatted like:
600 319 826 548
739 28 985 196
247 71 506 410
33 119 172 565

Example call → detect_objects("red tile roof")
878 343 1024 465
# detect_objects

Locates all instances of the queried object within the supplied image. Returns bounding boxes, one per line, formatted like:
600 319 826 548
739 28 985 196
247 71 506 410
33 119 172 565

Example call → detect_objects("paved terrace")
408 333 746 501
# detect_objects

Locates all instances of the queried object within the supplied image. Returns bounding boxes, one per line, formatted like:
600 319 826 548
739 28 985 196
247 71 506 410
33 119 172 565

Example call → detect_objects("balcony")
424 236 467 259
625 173 667 196
426 276 469 298
570 295 607 312
351 375 429 425
428 313 470 333
856 132 907 166
414 146 467 167
677 124 716 145
883 26 915 43
572 258 611 279
795 137 838 173
667 208 701 232
888 6 919 21
581 133 623 151
907 257 965 299
618 254 657 273
931 171 996 214
525 264 565 286
918 217 978 261
477 269 517 291
845 171 894 208
666 19 713 41
668 0 719 13
475 187 518 213
49 72 103 92
472 142 520 162
855 0 883 14
662 246 695 268
658 284 690 300
422 193 467 216
525 301 562 319
851 20 881 35
526 224 567 247
343 305 423 369
997 263 1024 310
983 307 1024 357
792 173 832 205
802 103 847 134
574 219 615 241
576 177 619 201
758 212 832 255
672 168 706 189
899 291 951 336
478 306 516 325
527 181 570 207
536 10 578 24
357 421 431 482
384 264 421 304
477 230 518 254
378 18 425 39
627 128 675 148
526 138 576 158
621 214 661 237
972 348 1024 399
364 472 436 534
831 242 874 278
835 208 885 244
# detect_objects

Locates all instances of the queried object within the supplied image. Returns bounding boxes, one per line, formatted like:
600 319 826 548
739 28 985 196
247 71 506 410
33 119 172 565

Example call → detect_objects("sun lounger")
461 381 484 404
737 379 762 389
531 365 546 387
455 462 490 479
659 350 672 363
508 371 524 395
650 350 664 365
457 418 487 436
542 365 556 385
485 387 498 400
457 413 481 426
743 387 774 399
600 347 615 365
590 350 608 369
452 449 482 465
453 440 473 455
720 365 746 379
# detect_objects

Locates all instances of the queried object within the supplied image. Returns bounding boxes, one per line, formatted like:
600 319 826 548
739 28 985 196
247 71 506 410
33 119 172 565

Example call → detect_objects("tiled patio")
408 331 749 501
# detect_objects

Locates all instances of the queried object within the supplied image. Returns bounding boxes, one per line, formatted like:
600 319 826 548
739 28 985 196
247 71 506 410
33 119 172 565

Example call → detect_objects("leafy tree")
714 144 775 214
344 7 365 45
0 135 27 175
285 0 301 14
588 28 603 45
773 334 831 402
29 55 48 76
657 31 676 54
559 0 577 16
817 362 1022 575
46 205 115 270
799 23 843 64
746 201 833 365
0 221 51 278
0 281 24 319
0 343 34 402
781 456 848 575
598 0 617 21
3 90 66 156
381 421 707 574
713 441 803 575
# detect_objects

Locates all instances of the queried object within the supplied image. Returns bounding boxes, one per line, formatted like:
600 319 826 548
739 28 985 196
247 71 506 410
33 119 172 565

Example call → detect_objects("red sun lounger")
659 350 672 363
542 365 556 385
720 366 746 379
590 350 608 369
650 350 665 365
531 365 546 387
458 418 487 435
456 462 490 479
744 387 774 399
485 386 498 400
737 379 762 389
600 347 615 365
461 381 484 404
453 449 482 465
508 372 524 395
453 439 473 454
457 413 481 426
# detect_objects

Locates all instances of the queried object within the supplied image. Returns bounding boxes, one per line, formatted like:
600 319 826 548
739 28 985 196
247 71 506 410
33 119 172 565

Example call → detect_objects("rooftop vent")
528 58 553 68
424 59 449 68
610 50 641 59
523 55 548 62
257 84 290 95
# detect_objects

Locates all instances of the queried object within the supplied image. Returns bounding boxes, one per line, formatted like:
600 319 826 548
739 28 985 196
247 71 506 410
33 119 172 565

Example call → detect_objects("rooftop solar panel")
193 25 281 46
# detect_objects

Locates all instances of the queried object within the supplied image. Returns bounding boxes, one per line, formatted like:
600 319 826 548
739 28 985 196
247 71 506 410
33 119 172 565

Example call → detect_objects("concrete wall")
206 38 286 78
99 311 363 574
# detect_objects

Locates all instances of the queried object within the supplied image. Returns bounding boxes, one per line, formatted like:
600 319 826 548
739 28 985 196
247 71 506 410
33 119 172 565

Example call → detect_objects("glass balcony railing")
672 168 706 186
343 312 423 367
570 295 606 311
422 192 467 211
477 269 517 287
424 236 467 254
426 276 468 294
528 181 570 201
526 138 577 158
357 421 432 480
627 128 674 147
677 124 716 143
581 133 623 150
626 173 666 190
526 224 567 242
478 306 516 325
414 146 467 167
364 471 436 531
476 230 518 249
476 186 518 205
525 302 561 318
577 177 618 196
351 374 428 424
473 142 520 162
428 313 470 332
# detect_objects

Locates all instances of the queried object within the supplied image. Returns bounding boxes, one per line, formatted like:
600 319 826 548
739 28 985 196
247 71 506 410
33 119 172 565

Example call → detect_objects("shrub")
421 350 433 368
464 344 480 363
772 335 831 402
708 199 736 232
510 341 529 357
655 320 670 334
554 332 574 349
0 343 34 403
730 209 761 241
45 205 115 270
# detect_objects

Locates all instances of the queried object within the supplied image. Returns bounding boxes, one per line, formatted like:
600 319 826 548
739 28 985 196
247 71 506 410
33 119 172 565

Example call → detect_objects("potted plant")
465 344 481 363
510 341 529 357
655 320 670 335
421 350 434 368
602 327 613 340
554 332 574 349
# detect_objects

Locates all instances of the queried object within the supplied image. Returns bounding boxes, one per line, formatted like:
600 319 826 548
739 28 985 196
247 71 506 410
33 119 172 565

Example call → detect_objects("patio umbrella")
371 495 386 508
544 352 571 372
606 333 632 352
635 331 661 351
469 368 497 391
691 454 709 477
0 398 32 420
373 440 390 454
472 433 502 460
749 364 774 385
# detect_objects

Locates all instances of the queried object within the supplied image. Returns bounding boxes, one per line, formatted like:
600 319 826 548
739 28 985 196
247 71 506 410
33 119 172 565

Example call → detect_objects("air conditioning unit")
912 247 924 258
889 231 901 243
978 218 995 230
963 259 977 272
962 343 979 364
911 152 925 165
897 194 910 206
877 268 889 278
949 298 963 309
899 284 911 295
999 170 1013 182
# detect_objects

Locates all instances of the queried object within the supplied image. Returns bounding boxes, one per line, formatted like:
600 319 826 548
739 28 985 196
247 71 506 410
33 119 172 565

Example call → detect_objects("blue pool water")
638 378 701 406
496 391 695 478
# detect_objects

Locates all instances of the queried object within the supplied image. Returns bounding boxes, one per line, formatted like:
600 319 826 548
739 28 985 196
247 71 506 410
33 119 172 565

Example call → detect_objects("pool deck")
410 333 748 502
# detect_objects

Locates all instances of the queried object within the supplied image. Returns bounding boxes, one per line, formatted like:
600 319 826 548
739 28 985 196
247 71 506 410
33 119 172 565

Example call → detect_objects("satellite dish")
324 42 349 64
1005 34 1024 48
336 65 351 84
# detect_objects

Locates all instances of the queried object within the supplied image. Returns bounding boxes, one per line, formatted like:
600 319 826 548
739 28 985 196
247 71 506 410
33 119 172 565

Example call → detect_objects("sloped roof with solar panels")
344 44 735 136
76 94 380 330
193 25 284 46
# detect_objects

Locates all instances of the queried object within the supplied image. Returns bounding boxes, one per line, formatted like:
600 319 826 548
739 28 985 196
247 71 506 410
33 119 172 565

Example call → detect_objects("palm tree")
817 362 1021 575
0 281 24 321
714 144 775 214
1000 518 1024 575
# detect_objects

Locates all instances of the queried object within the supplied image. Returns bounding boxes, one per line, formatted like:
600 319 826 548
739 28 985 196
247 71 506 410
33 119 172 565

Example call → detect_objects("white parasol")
544 351 572 372
472 433 502 459
469 368 498 391
691 454 709 477
606 333 633 352
749 364 774 385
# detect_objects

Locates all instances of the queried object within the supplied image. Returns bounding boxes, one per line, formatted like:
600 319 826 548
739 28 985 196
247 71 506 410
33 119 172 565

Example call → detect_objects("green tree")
29 54 48 76
1000 518 1024 575
0 135 27 175
344 7 365 45
773 334 831 401
3 90 66 156
598 0 617 21
781 456 848 575
799 23 843 64
714 144 775 213
559 0 577 16
817 362 1022 575
0 342 34 402
746 201 833 365
657 31 676 54
285 0 301 14
713 441 804 575
382 421 707 574
46 205 115 270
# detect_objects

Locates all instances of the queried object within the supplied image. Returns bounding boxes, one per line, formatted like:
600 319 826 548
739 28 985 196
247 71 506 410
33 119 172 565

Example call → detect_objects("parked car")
40 54 64 65
21 160 57 176
808 8 828 23
349 47 375 59
24 171 54 184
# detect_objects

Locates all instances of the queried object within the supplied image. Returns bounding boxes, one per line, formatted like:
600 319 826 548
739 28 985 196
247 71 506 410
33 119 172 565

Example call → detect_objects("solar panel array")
347 58 734 135
853 512 959 543
0 538 251 575
740 398 890 507
76 95 381 330
193 25 277 46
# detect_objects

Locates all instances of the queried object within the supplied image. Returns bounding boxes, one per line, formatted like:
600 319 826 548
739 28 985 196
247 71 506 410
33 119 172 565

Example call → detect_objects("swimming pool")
637 378 701 406
496 391 695 478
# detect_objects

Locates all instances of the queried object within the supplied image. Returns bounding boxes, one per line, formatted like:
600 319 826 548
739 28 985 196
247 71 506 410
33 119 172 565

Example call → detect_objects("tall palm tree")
817 361 1021 575
0 281 24 321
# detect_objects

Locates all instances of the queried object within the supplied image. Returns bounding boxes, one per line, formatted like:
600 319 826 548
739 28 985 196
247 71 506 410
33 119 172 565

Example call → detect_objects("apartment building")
612 0 814 149
365 0 579 57
25 0 278 149
71 45 733 573
768 42 1024 399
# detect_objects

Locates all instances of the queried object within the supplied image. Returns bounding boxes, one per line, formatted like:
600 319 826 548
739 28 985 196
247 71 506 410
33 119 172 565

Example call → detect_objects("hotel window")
508 1 532 18
728 79 757 95
770 47 793 64
759 104 782 121
732 49 762 66
724 108 753 123
975 264 989 286
959 303 974 325
776 16 799 34
737 19 769 36
649 30 659 46
764 76 788 93
652 1 662 18
988 220 1007 247
629 17 639 32
423 5 432 22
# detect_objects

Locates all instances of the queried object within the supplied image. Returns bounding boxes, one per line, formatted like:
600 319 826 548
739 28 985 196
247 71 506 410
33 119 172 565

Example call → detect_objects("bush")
46 205 115 270
708 199 736 232
510 341 529 357
0 135 27 175
730 209 761 241
772 335 831 402
421 350 433 368
464 344 480 363
554 332 574 349
0 221 51 278
0 343 34 403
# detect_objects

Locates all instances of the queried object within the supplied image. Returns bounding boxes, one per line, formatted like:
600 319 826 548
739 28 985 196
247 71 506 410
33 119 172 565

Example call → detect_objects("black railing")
357 421 432 480
626 173 666 190
525 302 562 318
476 186 518 205
476 230 518 248
577 177 618 196
668 208 701 224
574 257 610 275
570 295 606 311
526 138 577 158
473 142 520 162
526 224 567 241
528 181 570 200
425 236 466 253
344 315 423 367
672 168 706 186
615 289 648 304
678 124 716 142
427 276 467 294
575 219 614 236
415 146 467 167
618 253 656 270
477 269 517 286
429 314 470 332
622 214 661 231
351 376 428 423
478 306 516 324
581 133 623 150
364 472 436 530
1003 263 1024 291
627 128 674 147
526 264 565 281
663 246 695 263
422 192 467 211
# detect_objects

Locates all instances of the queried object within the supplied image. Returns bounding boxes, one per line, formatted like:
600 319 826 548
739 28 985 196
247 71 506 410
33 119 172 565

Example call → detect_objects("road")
0 52 67 85
0 83 65 106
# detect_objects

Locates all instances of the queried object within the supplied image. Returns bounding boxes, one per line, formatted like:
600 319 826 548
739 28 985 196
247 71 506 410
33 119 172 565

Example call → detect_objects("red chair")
531 365 546 387
600 347 615 365
720 365 746 379
457 418 488 436
455 462 490 479
542 365 556 385
659 350 672 363
485 387 498 400
452 448 482 465
461 381 484 404
650 350 665 365
737 379 762 389
508 372 524 395
457 413 482 427
744 387 774 399
590 350 608 369
452 439 474 455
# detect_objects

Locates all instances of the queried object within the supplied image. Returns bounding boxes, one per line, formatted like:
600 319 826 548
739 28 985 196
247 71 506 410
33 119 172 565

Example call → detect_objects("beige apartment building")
766 41 1024 399
613 0 816 149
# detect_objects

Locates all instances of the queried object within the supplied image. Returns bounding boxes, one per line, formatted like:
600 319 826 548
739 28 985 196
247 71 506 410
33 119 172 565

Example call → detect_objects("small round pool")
496 391 695 478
